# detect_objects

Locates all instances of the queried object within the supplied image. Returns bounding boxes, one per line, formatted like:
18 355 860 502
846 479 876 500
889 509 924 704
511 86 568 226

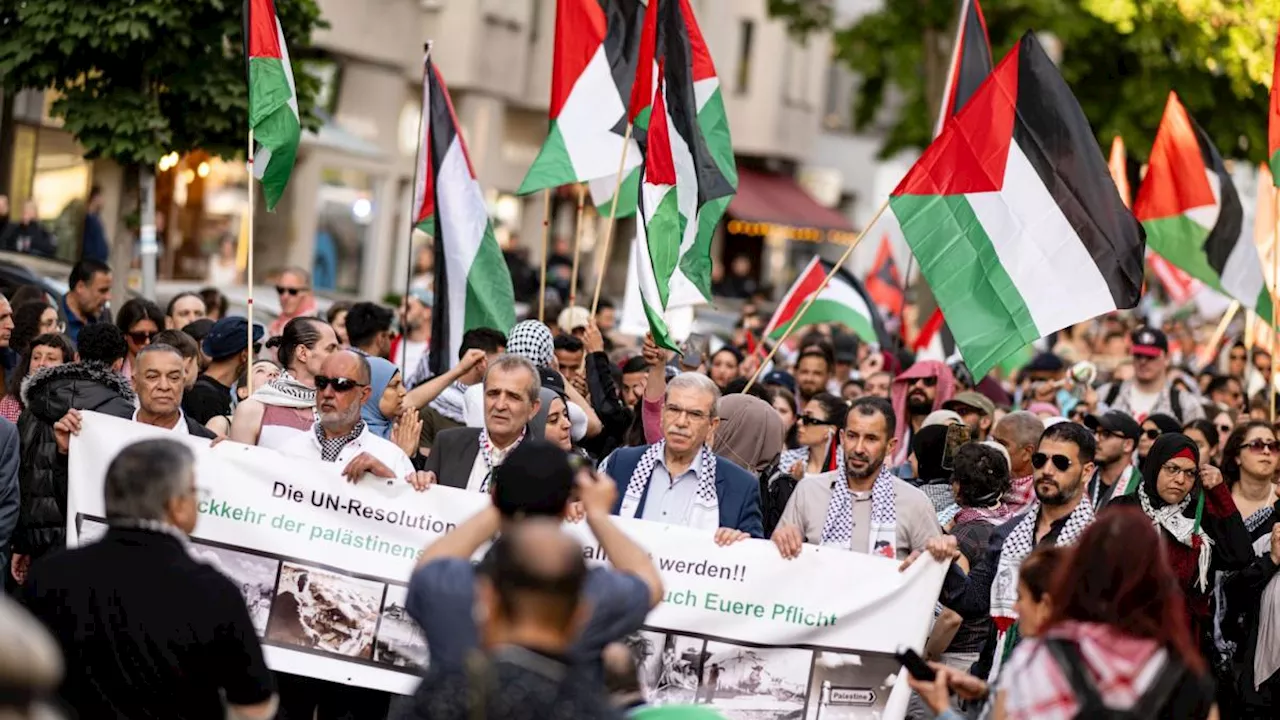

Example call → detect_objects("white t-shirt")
132 408 190 435
1128 386 1160 420
396 340 428 383
278 423 416 481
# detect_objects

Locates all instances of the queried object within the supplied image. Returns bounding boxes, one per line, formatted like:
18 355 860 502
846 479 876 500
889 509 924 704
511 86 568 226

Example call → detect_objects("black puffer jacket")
13 362 135 557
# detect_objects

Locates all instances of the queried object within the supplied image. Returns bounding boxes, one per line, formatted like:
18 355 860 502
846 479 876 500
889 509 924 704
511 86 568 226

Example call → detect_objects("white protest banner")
68 412 947 718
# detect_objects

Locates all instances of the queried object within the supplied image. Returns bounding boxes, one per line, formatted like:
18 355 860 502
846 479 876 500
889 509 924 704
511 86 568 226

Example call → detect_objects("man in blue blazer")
601 372 763 541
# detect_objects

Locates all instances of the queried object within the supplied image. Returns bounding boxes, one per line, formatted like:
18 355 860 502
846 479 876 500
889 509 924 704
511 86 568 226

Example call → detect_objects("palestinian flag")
633 0 736 350
410 52 435 238
1134 92 1272 322
1112 134 1200 305
1270 23 1280 184
423 55 516 376
763 256 892 348
246 0 301 212
519 0 643 218
889 33 1145 379
865 234 904 315
934 0 993 136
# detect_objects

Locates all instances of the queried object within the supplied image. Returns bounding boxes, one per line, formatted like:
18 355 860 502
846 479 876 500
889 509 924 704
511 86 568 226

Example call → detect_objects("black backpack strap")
1044 638 1106 715
1105 382 1121 408
1169 384 1183 423
1128 652 1188 718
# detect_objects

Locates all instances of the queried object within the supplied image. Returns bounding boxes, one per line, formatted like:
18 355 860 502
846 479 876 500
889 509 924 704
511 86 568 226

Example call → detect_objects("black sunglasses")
1031 452 1073 471
127 331 156 345
1094 428 1127 441
1142 428 1162 440
1242 439 1280 454
797 414 834 427
276 286 309 296
910 376 938 388
314 376 367 393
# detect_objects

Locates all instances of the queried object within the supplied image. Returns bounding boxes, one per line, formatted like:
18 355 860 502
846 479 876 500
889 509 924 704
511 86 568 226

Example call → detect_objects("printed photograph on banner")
190 542 281 637
804 650 902 719
75 514 109 544
265 561 385 660
373 584 428 670
700 640 812 719
630 631 707 706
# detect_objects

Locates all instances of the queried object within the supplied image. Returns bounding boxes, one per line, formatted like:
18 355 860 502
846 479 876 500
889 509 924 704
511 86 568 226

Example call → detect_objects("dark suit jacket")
601 445 763 538
0 417 19 571
103 407 217 440
424 427 483 490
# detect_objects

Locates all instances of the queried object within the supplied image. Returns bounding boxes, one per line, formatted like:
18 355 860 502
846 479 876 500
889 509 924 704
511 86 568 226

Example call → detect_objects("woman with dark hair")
1110 434 1253 661
199 287 228 322
114 298 164 381
326 301 352 346
1224 421 1280 537
228 316 339 448
994 508 1217 718
1138 412 1182 466
1222 476 1280 715
0 333 74 422
10 300 59 357
1183 419 1221 467
707 347 742 390
778 392 847 478
771 387 797 447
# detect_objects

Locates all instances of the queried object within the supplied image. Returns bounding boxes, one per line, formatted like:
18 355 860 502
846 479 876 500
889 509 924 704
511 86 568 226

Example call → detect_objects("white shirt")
396 340 428 383
278 422 416 480
464 435 522 492
133 408 190 435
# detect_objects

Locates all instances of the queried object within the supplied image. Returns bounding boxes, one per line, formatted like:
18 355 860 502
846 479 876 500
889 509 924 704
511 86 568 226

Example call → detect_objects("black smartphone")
895 647 936 682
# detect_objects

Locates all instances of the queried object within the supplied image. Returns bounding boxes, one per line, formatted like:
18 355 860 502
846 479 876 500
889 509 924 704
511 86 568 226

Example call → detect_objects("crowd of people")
0 254 1278 720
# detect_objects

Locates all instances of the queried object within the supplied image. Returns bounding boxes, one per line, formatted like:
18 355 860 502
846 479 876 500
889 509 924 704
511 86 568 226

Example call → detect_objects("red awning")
727 169 855 241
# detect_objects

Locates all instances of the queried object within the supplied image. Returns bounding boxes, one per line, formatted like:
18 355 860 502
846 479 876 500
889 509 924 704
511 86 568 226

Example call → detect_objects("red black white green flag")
245 0 300 212
934 0 993 136
763 256 893 349
1134 92 1271 322
1270 22 1280 185
633 0 736 350
519 0 644 217
889 33 1145 378
420 54 516 375
864 234 904 316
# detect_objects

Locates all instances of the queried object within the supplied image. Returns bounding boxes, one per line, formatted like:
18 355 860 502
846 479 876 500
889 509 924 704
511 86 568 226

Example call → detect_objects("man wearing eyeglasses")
266 267 317 338
601 372 763 541
925 421 1098 682
277 350 430 488
1097 327 1204 424
1083 409 1142 508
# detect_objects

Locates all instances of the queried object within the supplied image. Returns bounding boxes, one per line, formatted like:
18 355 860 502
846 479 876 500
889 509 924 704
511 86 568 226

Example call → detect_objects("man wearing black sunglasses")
928 422 1098 681
267 267 316 338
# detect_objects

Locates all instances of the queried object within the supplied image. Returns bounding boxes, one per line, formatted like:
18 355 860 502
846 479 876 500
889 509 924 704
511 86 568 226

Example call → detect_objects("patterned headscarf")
507 320 555 368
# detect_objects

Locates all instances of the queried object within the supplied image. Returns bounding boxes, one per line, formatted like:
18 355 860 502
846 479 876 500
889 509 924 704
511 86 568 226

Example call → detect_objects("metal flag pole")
245 127 256 395
538 188 551 322
402 42 432 378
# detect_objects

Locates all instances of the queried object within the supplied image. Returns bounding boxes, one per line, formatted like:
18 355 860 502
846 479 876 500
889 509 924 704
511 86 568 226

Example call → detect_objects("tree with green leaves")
768 0 1277 163
0 0 326 298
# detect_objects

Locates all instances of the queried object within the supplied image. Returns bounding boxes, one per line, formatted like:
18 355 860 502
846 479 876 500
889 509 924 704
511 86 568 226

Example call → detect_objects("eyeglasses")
276 286 309 296
1160 463 1200 482
797 414 834 427
910 376 938 388
663 403 711 422
1142 428 1163 440
1095 428 1127 441
314 376 367 393
1242 439 1280 454
127 331 156 345
1031 453 1074 471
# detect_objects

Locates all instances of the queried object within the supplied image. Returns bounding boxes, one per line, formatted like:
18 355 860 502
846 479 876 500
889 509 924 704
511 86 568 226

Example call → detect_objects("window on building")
735 20 754 95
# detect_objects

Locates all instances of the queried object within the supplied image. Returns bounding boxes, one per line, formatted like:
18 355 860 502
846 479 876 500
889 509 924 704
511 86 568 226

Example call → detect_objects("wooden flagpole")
245 128 256 395
744 201 890 391
1199 300 1239 369
538 188 551 322
568 184 586 306
591 122 635 315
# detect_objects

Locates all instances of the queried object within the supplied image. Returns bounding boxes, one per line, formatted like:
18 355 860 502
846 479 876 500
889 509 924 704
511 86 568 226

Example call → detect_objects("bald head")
482 518 586 632
316 349 372 435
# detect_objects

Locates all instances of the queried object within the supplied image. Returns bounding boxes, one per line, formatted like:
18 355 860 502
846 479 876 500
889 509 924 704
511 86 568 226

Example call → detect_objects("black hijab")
1138 432 1201 511
912 424 950 484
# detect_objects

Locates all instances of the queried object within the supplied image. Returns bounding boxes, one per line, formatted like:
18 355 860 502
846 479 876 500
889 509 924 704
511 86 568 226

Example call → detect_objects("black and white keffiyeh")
1137 481 1212 590
507 320 555 368
819 464 897 558
316 420 365 462
988 494 1095 679
477 427 526 492
620 442 719 529
252 371 317 408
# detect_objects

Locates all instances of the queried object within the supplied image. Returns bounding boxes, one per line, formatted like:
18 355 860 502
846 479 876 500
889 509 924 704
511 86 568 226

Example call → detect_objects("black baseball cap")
202 316 265 361
1131 327 1169 358
182 318 216 342
1084 409 1142 441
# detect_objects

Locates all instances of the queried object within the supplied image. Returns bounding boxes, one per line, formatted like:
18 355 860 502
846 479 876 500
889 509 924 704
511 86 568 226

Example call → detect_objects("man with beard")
772 396 940 560
1083 409 1141 508
943 391 995 441
889 360 956 465
922 421 1098 681
794 347 834 406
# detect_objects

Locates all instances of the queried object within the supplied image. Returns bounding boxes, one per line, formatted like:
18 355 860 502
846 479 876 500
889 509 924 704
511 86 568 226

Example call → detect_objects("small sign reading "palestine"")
829 687 876 705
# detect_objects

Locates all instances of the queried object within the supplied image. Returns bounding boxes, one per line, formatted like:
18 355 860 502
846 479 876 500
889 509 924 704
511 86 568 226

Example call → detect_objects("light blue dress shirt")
639 458 701 525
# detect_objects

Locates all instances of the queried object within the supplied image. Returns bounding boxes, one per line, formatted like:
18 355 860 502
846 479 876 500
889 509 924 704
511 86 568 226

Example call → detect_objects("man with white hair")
601 372 763 540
